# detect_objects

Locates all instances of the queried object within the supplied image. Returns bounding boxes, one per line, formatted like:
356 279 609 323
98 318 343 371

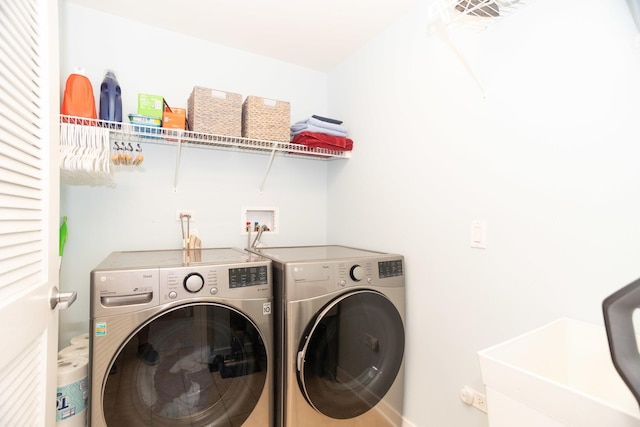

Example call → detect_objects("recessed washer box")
478 318 640 427
241 206 279 235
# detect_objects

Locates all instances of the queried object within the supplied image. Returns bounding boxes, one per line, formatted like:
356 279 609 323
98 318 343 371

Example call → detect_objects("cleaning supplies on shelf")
99 70 122 123
128 114 162 139
61 71 97 120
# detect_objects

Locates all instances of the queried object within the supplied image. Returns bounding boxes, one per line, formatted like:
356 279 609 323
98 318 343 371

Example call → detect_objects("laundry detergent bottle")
61 70 97 119
99 70 122 122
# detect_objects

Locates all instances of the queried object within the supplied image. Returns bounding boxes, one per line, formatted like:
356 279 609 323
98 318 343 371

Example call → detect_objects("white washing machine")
248 245 405 427
89 248 273 427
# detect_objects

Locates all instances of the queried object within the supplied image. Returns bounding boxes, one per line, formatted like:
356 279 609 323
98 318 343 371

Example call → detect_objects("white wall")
58 3 332 345
327 0 640 426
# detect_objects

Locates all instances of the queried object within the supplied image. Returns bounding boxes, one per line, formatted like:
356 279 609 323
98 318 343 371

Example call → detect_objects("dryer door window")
297 290 405 419
102 303 267 426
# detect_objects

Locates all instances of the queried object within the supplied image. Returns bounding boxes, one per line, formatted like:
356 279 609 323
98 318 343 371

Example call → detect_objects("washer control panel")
91 262 271 316
91 249 272 317
161 263 270 302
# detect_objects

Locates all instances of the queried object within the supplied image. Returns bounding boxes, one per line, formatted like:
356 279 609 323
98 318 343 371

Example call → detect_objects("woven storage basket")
242 96 290 142
187 86 242 136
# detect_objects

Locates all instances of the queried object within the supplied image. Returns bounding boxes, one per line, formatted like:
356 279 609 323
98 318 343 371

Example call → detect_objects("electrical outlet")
472 391 487 413
176 210 194 221
460 386 487 413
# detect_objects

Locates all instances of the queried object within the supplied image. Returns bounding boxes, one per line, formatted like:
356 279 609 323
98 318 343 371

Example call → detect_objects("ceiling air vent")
429 0 533 31
427 0 534 96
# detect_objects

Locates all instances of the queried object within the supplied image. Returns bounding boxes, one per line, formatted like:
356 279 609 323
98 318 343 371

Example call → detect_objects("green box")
137 93 164 118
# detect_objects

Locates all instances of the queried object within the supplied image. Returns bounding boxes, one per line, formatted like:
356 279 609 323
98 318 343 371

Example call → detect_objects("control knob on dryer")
184 272 204 293
350 265 365 282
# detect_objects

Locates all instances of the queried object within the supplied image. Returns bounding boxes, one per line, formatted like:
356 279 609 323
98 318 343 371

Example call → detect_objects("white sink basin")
478 318 640 427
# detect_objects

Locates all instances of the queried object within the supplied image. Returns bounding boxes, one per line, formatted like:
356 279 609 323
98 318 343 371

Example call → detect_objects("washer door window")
297 290 405 419
103 303 267 426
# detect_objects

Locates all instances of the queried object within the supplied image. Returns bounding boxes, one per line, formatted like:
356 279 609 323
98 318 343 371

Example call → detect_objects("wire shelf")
60 115 350 192
59 115 351 160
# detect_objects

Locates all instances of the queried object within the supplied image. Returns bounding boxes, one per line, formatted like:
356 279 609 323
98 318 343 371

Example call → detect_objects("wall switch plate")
470 220 487 249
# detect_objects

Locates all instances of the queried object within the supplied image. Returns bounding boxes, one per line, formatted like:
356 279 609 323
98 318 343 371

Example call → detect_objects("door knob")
50 286 77 310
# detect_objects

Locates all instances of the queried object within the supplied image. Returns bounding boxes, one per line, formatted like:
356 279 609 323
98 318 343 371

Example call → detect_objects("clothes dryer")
248 245 405 427
89 248 273 427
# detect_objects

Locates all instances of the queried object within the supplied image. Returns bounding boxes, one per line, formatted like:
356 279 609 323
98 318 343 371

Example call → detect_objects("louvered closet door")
0 0 60 426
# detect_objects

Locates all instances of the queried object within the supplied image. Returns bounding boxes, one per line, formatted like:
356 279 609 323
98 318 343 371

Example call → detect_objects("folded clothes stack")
290 115 353 152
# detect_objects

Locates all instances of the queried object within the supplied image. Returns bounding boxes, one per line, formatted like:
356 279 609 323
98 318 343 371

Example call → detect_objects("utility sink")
478 318 640 427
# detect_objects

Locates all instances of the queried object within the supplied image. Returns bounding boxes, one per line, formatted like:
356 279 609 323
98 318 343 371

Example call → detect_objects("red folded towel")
291 131 353 152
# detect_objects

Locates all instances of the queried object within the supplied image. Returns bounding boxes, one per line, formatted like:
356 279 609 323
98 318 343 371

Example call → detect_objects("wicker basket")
187 86 242 136
242 96 290 142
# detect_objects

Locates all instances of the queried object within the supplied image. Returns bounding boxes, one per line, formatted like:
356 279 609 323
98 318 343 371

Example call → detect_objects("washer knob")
350 265 365 282
184 273 204 293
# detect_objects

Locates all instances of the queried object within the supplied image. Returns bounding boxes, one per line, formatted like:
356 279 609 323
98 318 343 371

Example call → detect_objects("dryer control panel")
378 259 404 278
336 261 376 286
284 256 404 301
